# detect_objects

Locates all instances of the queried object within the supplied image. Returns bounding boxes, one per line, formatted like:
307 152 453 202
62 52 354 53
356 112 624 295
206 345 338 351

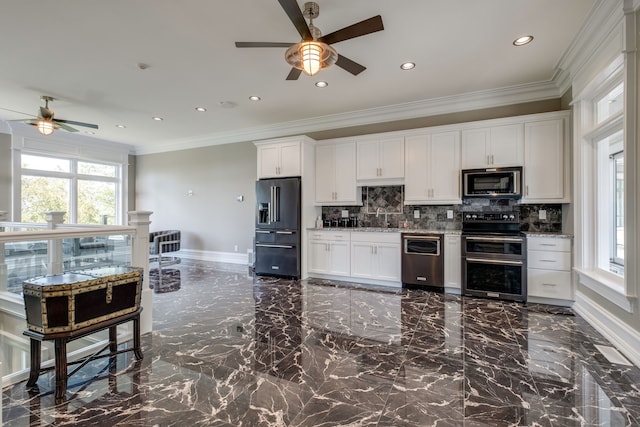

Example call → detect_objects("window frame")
16 151 125 225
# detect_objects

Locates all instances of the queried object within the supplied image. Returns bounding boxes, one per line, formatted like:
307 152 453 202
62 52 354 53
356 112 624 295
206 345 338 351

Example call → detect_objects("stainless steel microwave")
462 167 522 199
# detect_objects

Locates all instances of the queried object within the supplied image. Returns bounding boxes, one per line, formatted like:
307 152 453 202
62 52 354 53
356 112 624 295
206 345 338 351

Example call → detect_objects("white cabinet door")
379 138 405 179
404 135 429 202
356 140 380 180
490 124 523 167
350 233 400 281
404 132 460 204
429 131 460 202
257 141 301 178
350 242 375 279
444 234 461 290
334 143 357 203
315 145 336 203
460 128 489 169
461 123 523 169
523 119 565 202
329 240 351 276
308 231 350 276
375 243 401 281
356 138 404 181
308 239 331 274
279 141 301 177
315 143 357 204
257 145 281 178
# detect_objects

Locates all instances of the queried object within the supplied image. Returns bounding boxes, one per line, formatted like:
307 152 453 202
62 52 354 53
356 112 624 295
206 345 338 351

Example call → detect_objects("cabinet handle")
540 260 557 263
542 283 558 287
487 155 491 165
526 185 529 196
540 244 557 247
491 154 494 164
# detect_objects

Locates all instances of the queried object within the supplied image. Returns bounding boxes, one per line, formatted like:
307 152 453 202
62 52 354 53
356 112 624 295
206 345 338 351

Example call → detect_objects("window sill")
575 267 634 312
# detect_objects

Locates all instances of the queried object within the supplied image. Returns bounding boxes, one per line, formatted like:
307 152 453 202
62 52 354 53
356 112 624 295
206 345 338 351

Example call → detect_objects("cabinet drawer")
527 237 571 252
528 269 572 299
528 251 571 270
350 232 400 244
309 231 350 242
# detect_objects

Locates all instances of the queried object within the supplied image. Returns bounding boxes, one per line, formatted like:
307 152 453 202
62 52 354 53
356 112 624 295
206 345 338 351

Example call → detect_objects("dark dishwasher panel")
401 234 444 289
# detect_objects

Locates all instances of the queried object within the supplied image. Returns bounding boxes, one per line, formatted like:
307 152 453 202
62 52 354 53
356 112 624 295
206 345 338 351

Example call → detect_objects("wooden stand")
24 308 143 401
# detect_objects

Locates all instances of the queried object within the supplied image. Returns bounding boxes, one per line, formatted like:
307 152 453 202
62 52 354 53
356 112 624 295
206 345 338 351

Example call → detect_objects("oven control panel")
463 212 518 223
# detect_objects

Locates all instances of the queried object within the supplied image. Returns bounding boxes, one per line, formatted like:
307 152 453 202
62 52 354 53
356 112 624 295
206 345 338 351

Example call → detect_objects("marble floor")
3 260 640 426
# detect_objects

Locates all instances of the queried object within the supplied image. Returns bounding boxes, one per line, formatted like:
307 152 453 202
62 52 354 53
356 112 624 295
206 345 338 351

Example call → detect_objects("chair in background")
148 230 181 290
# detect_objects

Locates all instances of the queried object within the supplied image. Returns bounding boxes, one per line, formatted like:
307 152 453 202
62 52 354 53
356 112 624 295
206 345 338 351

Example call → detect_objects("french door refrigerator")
254 177 301 278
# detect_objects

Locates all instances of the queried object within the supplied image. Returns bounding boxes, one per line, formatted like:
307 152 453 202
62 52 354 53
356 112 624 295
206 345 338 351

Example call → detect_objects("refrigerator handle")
273 185 280 223
269 186 274 224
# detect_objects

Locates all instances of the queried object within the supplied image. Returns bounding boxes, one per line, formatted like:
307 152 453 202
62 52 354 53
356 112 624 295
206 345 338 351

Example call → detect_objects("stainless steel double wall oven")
461 212 527 302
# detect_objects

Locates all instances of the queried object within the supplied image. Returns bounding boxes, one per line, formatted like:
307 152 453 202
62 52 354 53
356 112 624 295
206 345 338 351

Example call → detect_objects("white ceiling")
0 0 596 154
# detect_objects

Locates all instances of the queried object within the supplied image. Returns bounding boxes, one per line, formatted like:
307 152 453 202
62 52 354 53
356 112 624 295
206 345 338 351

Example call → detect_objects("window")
20 153 122 224
595 131 624 276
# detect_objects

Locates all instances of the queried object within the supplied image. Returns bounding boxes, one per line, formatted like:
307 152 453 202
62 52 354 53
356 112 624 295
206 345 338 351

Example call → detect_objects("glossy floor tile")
3 260 640 426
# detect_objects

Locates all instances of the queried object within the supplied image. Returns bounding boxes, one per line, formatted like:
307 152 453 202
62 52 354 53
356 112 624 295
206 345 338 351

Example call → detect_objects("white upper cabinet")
461 123 523 169
256 139 301 178
522 117 569 203
405 131 460 204
356 137 404 183
315 142 358 205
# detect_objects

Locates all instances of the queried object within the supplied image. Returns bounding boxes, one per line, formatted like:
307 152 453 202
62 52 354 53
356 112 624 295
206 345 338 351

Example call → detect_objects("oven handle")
403 235 441 241
466 257 523 266
465 236 523 243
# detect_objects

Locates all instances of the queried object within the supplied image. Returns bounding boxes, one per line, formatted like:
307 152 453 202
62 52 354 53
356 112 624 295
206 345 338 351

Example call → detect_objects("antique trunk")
23 266 142 334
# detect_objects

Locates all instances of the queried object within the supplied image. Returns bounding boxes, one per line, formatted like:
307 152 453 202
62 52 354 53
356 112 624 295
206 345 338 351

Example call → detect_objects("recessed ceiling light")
249 96 261 101
195 107 207 112
400 62 416 70
115 124 126 129
315 81 328 88
152 116 163 121
513 35 534 46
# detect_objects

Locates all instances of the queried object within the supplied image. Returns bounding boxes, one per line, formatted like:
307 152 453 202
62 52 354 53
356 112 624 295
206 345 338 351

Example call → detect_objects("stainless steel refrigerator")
254 177 301 278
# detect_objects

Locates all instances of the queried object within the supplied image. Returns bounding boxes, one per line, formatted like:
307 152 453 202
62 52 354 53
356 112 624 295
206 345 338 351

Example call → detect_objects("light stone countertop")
523 231 574 238
308 227 462 235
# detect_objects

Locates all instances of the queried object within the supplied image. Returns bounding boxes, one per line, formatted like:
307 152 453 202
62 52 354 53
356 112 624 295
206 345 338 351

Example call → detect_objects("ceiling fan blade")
335 55 366 76
235 42 295 48
54 122 79 132
55 118 99 129
278 0 312 41
286 68 302 80
10 118 37 124
0 106 36 117
318 15 384 45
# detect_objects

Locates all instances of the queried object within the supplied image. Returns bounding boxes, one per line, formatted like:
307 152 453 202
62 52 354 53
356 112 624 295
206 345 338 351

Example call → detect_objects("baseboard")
573 291 640 368
176 249 248 265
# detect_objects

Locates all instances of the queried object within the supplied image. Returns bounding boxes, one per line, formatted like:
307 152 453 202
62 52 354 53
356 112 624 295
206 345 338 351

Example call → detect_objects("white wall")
135 141 257 260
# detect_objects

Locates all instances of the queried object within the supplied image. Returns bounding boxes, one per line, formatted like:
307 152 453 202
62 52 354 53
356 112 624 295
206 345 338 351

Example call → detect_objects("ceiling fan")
235 0 384 80
8 95 99 136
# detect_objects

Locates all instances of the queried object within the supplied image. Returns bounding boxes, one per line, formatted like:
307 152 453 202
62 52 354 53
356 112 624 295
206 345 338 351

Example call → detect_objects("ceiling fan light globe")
37 119 54 136
285 41 337 76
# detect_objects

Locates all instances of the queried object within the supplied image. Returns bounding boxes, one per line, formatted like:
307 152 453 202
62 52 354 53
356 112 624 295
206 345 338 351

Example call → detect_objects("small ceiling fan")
8 95 99 136
235 0 384 80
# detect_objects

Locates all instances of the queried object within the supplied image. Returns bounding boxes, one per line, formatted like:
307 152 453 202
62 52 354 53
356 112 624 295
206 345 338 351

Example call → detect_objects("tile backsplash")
321 186 563 232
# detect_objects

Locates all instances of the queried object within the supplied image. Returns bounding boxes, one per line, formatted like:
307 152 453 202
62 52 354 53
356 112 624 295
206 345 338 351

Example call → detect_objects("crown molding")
134 79 561 155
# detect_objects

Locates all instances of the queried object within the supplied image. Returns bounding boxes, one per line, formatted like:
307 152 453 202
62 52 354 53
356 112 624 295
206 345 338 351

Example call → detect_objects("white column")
128 210 153 334
0 210 7 292
45 211 66 276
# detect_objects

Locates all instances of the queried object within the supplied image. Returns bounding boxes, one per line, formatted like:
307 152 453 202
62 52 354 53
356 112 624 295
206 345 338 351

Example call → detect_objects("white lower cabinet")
527 236 572 302
308 231 350 276
350 232 401 282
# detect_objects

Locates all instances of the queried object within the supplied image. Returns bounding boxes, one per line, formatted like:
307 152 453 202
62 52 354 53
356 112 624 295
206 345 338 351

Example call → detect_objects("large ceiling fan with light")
7 96 99 136
235 0 384 80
